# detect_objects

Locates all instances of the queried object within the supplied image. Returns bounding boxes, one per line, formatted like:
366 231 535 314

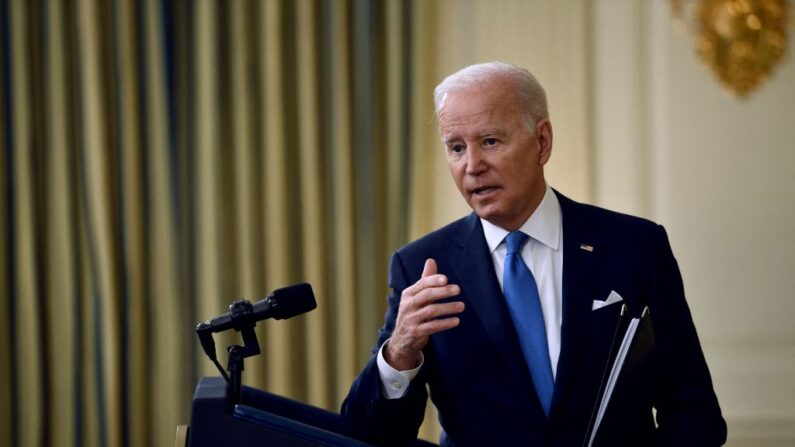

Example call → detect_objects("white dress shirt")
377 186 564 398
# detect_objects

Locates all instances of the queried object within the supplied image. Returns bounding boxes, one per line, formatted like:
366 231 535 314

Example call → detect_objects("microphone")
198 283 317 335
195 283 317 400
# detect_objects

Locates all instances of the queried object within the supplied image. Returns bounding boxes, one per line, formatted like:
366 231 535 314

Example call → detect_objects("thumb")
421 258 437 277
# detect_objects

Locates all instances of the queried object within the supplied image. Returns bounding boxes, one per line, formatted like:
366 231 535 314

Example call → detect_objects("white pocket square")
592 290 623 311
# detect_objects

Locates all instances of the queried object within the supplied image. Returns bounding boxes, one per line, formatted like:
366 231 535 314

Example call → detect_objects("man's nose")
465 147 487 175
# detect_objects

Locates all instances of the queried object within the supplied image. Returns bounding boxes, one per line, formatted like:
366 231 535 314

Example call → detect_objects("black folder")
583 305 655 447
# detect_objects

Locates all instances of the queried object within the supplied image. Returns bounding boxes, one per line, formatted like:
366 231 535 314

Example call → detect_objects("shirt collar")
481 185 562 253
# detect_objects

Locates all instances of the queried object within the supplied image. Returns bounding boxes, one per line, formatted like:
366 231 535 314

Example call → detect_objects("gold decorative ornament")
672 0 789 97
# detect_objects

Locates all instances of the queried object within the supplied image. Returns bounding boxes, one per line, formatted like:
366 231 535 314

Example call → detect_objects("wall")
594 2 795 445
649 2 795 445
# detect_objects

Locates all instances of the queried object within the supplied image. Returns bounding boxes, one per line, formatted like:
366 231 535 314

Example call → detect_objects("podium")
184 376 437 447
186 376 368 446
185 286 437 446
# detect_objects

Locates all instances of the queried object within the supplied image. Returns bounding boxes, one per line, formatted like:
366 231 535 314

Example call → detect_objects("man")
342 62 726 446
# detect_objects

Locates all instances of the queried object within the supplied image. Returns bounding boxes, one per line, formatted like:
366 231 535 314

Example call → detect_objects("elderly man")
342 62 726 446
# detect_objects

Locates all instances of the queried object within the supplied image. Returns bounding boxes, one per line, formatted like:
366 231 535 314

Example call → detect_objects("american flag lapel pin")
579 243 594 252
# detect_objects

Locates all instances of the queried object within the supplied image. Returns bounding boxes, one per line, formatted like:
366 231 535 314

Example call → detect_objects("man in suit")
342 62 726 446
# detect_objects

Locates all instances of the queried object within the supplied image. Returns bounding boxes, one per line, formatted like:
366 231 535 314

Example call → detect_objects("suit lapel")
550 192 602 416
449 213 547 420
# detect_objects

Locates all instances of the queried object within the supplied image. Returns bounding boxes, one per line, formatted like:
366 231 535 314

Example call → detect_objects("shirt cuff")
376 339 423 399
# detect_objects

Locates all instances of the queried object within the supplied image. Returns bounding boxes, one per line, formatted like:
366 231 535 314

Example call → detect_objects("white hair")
434 62 549 131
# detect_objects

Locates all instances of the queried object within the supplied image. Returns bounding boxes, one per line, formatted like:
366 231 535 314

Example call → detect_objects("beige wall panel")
591 0 651 217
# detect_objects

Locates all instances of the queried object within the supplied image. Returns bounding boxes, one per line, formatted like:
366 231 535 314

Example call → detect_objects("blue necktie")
503 231 554 415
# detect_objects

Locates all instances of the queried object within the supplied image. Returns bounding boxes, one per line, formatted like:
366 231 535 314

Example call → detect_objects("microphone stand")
197 299 261 407
227 319 260 405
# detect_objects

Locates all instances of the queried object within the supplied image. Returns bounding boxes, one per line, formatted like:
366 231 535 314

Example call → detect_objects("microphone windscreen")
268 283 317 319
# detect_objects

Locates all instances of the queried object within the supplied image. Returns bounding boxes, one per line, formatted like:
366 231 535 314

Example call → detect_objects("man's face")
438 80 552 231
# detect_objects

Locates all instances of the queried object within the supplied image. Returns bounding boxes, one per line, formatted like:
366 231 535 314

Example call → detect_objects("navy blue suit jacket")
342 192 726 446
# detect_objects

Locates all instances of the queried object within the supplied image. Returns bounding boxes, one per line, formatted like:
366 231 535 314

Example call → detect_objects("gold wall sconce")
672 0 790 97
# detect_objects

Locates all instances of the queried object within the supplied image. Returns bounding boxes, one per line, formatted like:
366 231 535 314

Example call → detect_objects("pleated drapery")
0 0 441 445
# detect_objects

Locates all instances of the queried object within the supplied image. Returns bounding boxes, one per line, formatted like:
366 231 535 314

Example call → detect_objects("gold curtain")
0 0 442 445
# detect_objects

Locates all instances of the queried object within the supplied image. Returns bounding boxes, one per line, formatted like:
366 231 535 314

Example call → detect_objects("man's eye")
484 138 498 146
449 144 465 154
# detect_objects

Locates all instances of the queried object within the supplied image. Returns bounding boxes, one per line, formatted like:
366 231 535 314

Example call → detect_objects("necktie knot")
505 231 529 256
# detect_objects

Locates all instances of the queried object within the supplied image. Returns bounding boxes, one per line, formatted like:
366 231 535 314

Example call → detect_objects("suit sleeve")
341 251 429 446
650 225 727 446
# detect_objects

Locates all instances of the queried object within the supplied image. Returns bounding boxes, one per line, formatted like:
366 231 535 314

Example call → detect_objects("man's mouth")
472 186 498 197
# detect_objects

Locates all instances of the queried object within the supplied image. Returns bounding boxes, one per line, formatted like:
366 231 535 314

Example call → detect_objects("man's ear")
536 119 553 166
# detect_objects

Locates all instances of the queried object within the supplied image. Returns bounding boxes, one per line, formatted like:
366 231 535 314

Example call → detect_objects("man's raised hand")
384 258 465 371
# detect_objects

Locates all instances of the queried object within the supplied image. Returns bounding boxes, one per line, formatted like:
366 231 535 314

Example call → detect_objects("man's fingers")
417 316 461 336
421 258 437 278
401 283 459 312
393 258 463 350
414 284 460 307
415 301 465 322
404 272 448 296
399 301 464 338
395 314 462 349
